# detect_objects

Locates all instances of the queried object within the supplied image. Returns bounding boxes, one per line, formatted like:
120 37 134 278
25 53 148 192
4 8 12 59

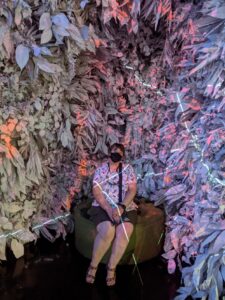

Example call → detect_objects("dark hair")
109 143 125 155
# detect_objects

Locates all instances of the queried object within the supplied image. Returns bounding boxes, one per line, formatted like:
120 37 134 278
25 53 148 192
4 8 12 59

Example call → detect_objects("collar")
107 162 122 172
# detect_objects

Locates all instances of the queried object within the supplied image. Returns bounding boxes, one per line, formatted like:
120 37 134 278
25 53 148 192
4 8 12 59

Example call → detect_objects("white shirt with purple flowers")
92 162 137 211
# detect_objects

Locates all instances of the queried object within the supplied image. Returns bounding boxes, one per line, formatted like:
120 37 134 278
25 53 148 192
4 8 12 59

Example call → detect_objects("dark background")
0 232 180 300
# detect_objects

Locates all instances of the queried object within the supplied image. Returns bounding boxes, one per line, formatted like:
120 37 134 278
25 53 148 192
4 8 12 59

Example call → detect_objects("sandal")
86 264 98 284
106 266 116 287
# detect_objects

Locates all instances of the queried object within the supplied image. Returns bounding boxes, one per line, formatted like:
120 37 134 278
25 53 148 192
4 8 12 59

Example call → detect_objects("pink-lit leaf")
168 258 176 274
155 1 162 30
207 6 225 19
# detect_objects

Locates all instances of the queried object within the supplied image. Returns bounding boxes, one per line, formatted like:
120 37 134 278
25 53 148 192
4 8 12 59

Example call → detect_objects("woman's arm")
121 181 137 208
112 182 137 224
122 164 137 208
92 184 113 220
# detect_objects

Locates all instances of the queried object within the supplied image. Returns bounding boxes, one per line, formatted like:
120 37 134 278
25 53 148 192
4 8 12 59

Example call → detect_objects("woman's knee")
116 223 134 240
97 221 115 242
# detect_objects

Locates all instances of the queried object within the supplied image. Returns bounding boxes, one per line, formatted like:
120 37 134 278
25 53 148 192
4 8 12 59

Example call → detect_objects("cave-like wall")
1 1 225 298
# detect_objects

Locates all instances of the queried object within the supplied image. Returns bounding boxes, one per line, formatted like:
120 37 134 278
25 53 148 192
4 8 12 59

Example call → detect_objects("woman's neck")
109 160 120 171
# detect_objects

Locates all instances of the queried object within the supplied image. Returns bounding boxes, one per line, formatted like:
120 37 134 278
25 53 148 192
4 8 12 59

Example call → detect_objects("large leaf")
80 0 89 9
67 24 86 50
189 49 220 75
52 25 70 37
41 29 53 44
15 44 30 70
3 30 14 58
207 6 225 19
11 239 24 259
39 12 52 30
52 13 69 29
0 238 6 260
208 230 225 254
35 57 62 73
80 25 89 40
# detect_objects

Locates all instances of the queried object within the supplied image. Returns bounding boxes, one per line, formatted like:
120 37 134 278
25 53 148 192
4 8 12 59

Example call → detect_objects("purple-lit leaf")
52 25 70 37
80 25 89 40
207 6 225 19
15 44 30 70
32 45 41 57
80 0 89 9
189 50 220 75
52 13 69 29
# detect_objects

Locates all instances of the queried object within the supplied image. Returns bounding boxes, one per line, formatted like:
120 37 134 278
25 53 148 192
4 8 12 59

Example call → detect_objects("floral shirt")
92 162 137 211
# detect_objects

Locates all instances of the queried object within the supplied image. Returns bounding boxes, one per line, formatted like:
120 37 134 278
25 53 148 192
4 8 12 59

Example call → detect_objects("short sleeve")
127 165 137 184
93 168 101 187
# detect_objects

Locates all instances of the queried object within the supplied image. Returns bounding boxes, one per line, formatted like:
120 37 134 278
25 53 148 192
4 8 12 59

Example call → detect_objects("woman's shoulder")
123 162 133 167
122 162 134 172
96 162 108 172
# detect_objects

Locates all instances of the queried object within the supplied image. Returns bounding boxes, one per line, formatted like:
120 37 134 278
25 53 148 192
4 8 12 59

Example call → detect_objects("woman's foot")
106 266 116 286
86 264 98 284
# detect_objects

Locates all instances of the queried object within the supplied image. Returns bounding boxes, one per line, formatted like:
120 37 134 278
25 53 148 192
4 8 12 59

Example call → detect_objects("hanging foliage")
1 1 225 299
0 0 99 259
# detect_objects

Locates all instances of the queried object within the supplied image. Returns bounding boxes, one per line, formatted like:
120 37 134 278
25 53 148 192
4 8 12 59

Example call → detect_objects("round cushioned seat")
73 201 165 265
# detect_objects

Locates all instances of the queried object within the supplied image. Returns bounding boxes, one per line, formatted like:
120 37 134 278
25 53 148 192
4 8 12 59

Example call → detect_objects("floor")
0 233 181 300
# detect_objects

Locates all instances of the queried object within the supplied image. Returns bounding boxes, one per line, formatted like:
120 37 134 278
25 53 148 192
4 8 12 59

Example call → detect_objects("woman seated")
86 143 138 286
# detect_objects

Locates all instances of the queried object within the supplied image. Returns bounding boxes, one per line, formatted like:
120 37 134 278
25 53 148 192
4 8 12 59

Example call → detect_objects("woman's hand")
112 206 124 224
104 206 114 223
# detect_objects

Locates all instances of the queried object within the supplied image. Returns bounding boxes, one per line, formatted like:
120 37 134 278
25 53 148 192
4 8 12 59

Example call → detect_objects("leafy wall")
1 0 225 298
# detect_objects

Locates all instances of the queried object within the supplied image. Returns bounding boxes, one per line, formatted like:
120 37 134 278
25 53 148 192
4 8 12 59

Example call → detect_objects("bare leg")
86 221 115 283
107 222 134 286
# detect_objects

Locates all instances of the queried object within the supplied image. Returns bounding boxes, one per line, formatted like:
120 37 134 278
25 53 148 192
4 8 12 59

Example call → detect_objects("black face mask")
110 152 122 163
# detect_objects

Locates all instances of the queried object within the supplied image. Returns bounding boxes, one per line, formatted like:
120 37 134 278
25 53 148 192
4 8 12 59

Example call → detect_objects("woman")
86 143 137 286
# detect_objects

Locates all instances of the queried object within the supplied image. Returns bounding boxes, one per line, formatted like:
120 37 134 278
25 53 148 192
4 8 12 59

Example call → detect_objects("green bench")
73 201 165 265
